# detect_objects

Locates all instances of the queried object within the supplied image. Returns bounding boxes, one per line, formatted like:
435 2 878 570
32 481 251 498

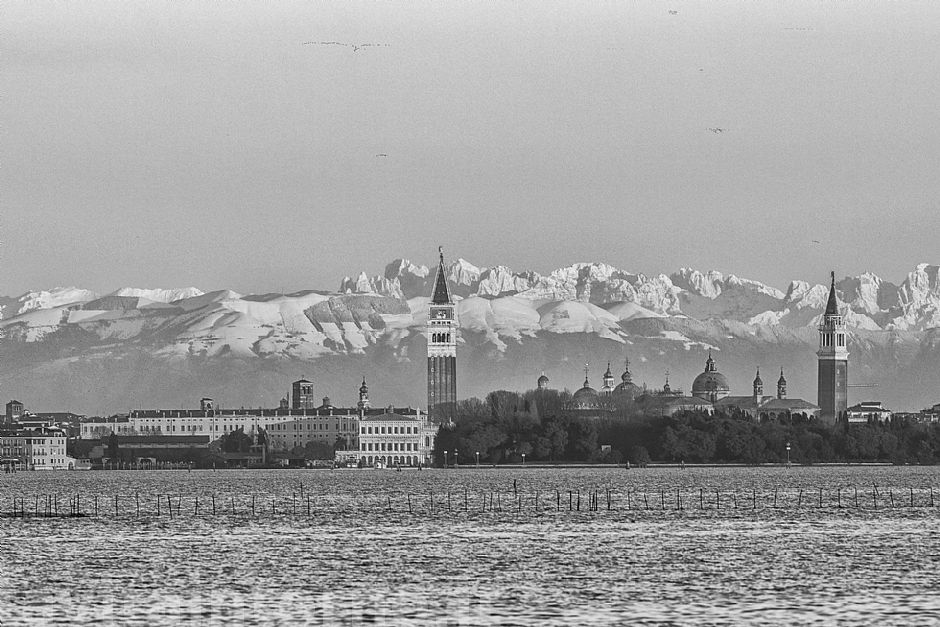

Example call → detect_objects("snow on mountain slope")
5 288 98 317
109 287 204 303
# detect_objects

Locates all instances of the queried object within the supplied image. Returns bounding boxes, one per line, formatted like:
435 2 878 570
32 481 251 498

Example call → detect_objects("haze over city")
4 1 939 296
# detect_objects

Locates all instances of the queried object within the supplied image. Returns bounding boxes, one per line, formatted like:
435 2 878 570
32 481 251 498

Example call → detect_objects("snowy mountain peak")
108 287 204 303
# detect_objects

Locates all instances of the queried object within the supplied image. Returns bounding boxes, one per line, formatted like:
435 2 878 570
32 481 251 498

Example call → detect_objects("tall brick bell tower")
817 271 849 423
427 247 457 424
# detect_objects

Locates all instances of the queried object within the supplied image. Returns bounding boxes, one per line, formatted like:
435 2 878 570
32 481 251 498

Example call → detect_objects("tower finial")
439 246 444 263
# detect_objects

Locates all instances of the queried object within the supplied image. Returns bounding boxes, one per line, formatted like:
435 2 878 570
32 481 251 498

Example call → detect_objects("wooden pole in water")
114 494 118 517
732 493 737 508
251 495 255 516
931 487 934 507
307 495 311 516
872 486 877 509
676 488 681 511
753 489 757 509
195 496 199 515
430 491 434 514
212 494 216 515
95 496 99 517
407 493 413 514
774 488 778 508
272 498 276 515
660 490 665 510
135 492 140 518
854 487 859 508
157 495 161 516
535 491 539 511
576 490 580 511
701 488 705 509
911 487 915 508
818 487 822 508
644 492 649 510
837 487 841 508
167 495 173 519
798 490 803 508
607 489 611 511
233 496 237 516
716 491 720 509
889 490 894 508
448 492 451 511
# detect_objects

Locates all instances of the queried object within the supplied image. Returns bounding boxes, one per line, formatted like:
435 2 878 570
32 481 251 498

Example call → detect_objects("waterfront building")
846 401 893 423
21 426 73 470
0 432 26 470
817 271 849 423
79 378 428 456
350 411 436 467
427 247 458 425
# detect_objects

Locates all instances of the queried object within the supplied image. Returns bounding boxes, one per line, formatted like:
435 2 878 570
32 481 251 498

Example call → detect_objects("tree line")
433 390 940 465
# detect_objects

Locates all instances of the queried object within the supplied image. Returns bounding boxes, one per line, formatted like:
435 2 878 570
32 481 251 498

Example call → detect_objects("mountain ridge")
2 261 938 414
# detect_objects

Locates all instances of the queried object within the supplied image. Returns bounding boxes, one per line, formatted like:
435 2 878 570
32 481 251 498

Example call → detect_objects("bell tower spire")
817 270 848 423
427 246 457 424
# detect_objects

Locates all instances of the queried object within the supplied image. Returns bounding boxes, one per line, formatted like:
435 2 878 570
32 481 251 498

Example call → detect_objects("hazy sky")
4 1 939 296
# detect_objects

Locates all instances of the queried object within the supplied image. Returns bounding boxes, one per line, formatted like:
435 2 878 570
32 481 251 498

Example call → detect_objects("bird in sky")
812 240 821 244
668 10 678 15
302 41 390 52
706 127 725 134
375 154 388 158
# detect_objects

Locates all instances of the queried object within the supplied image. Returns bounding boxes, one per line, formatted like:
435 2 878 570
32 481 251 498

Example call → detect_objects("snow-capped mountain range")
1 261 938 414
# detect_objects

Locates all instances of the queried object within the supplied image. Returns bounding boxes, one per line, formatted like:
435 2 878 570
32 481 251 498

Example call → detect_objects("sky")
3 1 939 297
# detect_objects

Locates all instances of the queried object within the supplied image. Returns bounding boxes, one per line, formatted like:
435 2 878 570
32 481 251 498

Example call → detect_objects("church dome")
692 353 730 401
571 379 601 409
538 373 549 386
692 371 730 395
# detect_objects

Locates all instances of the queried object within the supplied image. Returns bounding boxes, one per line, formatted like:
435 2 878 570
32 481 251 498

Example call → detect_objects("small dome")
777 369 786 385
753 369 763 386
538 373 549 384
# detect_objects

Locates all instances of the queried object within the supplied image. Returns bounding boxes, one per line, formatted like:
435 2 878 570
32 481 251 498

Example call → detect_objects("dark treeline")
435 390 940 465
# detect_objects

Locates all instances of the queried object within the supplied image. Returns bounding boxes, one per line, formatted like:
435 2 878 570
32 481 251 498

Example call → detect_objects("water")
2 466 939 625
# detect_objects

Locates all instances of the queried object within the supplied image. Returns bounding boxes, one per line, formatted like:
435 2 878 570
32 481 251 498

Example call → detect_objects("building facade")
846 401 893 423
350 412 436 467
427 247 457 424
817 271 849 423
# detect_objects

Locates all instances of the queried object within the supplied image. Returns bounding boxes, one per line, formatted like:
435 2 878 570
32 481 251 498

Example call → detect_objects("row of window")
820 332 846 348
360 442 419 452
363 455 421 466
361 425 418 435
430 332 453 344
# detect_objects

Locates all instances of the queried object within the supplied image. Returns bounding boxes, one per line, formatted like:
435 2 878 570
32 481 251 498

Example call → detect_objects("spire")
583 363 590 388
705 350 715 372
431 246 451 304
621 356 632 383
825 270 839 316
777 368 786 385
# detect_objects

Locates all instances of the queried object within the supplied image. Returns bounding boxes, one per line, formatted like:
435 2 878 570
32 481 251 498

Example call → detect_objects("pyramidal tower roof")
431 246 451 304
825 270 839 316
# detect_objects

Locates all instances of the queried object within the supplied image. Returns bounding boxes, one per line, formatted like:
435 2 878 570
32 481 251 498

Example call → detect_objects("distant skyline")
4 1 939 296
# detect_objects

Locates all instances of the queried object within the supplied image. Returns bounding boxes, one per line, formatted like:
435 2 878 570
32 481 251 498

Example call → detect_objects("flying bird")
812 240 821 244
375 153 388 158
302 41 390 51
706 127 725 134
668 10 678 15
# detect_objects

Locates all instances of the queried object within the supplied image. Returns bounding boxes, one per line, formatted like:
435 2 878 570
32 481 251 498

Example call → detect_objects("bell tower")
427 247 458 424
817 271 849 423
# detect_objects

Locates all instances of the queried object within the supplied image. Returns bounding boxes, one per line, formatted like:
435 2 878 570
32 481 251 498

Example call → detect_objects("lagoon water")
2 466 939 626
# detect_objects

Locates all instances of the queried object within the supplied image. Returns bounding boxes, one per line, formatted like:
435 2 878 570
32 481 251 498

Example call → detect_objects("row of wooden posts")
6 485 938 518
